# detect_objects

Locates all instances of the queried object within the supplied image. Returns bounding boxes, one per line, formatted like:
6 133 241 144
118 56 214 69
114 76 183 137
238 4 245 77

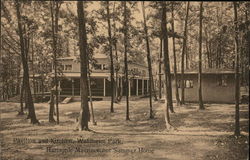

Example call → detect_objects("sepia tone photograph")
0 1 249 160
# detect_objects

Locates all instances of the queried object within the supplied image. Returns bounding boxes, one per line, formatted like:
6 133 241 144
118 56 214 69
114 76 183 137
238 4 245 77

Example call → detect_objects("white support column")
38 81 41 93
136 79 138 96
128 79 131 97
103 78 106 96
72 79 74 96
142 78 144 95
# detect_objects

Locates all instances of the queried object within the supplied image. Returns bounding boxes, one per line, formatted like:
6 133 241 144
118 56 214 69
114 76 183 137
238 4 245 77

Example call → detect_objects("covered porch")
59 76 150 98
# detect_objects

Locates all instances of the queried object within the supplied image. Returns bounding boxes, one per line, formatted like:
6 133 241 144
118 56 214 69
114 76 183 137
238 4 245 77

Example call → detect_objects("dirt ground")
0 99 249 160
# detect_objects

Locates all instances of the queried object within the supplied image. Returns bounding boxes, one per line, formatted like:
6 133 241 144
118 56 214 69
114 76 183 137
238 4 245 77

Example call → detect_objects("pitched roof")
173 68 235 74
57 54 108 60
57 56 76 60
93 54 107 59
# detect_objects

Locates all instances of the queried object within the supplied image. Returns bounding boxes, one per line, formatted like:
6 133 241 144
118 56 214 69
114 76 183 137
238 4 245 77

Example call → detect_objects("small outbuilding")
171 69 237 103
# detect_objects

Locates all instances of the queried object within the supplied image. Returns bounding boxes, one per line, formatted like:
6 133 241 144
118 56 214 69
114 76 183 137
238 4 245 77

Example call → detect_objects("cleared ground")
0 99 249 160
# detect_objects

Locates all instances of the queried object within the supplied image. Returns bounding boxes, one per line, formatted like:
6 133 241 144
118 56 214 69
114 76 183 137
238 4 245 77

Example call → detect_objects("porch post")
103 78 106 96
71 78 74 96
136 79 138 96
147 79 149 93
142 78 144 95
38 81 41 94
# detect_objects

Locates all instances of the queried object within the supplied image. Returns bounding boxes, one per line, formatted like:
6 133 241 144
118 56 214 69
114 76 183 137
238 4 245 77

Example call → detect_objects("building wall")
171 74 235 103
56 57 149 98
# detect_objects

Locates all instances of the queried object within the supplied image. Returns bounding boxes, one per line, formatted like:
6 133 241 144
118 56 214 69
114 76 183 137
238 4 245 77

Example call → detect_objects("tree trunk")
151 75 158 101
49 91 56 122
186 44 189 69
181 1 190 105
198 2 205 110
233 2 240 136
171 3 181 106
24 82 28 109
18 80 24 115
123 1 130 121
112 2 120 103
204 28 212 68
77 1 90 131
161 1 173 130
15 0 39 124
87 75 96 125
106 1 115 113
87 53 97 125
161 3 174 113
142 1 154 119
50 1 60 124
23 20 29 112
31 34 36 101
159 38 162 99
118 77 123 101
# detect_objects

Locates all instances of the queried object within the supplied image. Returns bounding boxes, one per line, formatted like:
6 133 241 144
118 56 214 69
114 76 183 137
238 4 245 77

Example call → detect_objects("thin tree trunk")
0 1 1 101
23 22 29 111
186 44 189 69
15 0 39 124
159 38 162 99
181 1 190 105
24 82 28 109
233 2 240 136
86 50 96 125
171 3 181 106
106 1 115 113
151 75 158 101
49 90 56 122
31 34 36 101
123 1 130 121
77 1 90 131
118 77 123 101
16 67 21 95
112 2 120 103
50 1 60 124
18 80 24 115
198 2 204 110
160 3 174 113
204 28 212 68
141 1 153 119
161 1 174 130
87 75 96 125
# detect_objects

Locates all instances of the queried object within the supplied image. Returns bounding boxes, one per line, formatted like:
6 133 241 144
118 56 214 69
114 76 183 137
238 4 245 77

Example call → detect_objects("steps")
61 97 73 104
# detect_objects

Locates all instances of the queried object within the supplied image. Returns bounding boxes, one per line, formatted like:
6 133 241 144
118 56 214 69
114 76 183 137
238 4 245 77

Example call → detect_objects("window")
134 68 139 74
65 65 72 71
58 64 64 70
93 64 102 70
178 80 193 88
185 80 193 88
217 75 227 87
103 64 109 70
